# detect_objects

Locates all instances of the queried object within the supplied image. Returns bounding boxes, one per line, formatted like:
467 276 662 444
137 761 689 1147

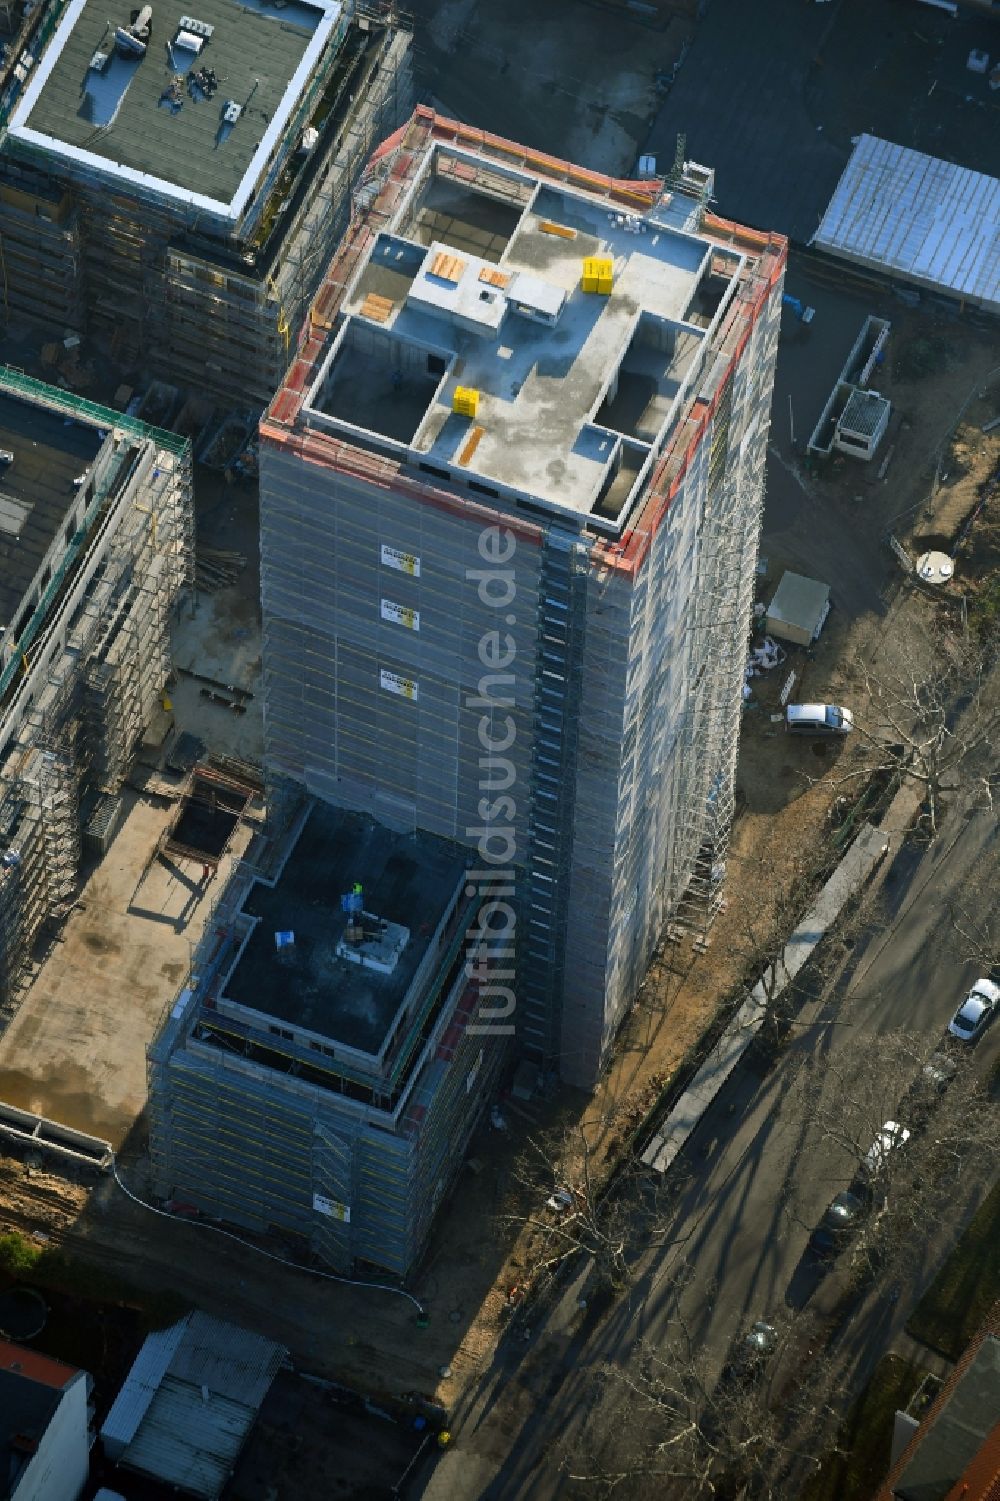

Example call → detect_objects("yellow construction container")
581 256 614 295
453 386 480 419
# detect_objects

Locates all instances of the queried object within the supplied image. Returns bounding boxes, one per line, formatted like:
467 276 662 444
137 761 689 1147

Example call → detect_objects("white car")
947 979 1000 1045
785 704 854 737
863 1121 911 1178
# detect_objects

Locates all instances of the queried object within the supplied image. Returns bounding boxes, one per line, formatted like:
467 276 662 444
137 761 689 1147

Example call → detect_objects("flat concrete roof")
224 801 468 1057
0 394 103 632
306 146 743 532
8 0 341 222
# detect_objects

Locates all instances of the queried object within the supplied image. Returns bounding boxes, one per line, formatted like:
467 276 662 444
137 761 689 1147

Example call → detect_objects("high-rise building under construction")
144 110 784 1277
258 109 786 1089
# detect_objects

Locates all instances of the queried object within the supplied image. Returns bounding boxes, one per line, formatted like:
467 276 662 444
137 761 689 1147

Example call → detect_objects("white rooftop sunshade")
812 135 1000 315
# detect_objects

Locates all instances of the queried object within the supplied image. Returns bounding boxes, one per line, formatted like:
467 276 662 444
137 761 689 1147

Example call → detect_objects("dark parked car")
810 1191 864 1260
723 1321 778 1383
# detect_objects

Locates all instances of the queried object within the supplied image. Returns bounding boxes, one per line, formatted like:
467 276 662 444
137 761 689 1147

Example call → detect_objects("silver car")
862 1121 911 1178
785 703 854 736
947 979 1000 1044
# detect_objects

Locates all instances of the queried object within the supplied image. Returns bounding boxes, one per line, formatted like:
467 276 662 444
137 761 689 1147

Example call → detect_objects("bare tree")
565 1305 846 1500
845 630 1000 834
497 1123 689 1312
560 1029 996 1499
946 882 998 980
497 1126 630 1302
782 1028 999 1283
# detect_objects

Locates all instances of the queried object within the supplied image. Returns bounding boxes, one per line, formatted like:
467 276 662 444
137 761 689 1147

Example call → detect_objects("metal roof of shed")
766 571 830 633
812 135 1000 315
100 1313 285 1500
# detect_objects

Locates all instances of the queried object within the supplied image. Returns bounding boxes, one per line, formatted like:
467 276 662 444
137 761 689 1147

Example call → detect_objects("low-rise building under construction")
148 796 505 1276
0 0 413 406
0 367 192 1020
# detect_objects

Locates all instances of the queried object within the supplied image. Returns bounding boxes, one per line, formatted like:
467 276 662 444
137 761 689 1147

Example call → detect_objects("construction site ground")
0 271 994 1501
0 50 997 1483
410 0 692 174
0 789 259 1148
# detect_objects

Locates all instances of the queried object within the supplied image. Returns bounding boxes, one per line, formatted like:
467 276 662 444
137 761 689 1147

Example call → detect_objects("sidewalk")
641 820 892 1174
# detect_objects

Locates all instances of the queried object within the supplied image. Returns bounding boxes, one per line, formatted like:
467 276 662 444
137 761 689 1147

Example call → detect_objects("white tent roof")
812 135 1000 315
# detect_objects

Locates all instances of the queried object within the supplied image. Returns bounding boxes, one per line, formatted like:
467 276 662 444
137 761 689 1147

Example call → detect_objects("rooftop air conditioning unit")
90 49 110 70
178 14 214 36
222 99 241 124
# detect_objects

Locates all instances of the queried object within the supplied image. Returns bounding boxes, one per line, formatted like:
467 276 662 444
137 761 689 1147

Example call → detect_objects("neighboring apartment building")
0 1339 93 1501
258 107 785 1089
0 369 192 1014
0 0 413 406
873 1306 1000 1501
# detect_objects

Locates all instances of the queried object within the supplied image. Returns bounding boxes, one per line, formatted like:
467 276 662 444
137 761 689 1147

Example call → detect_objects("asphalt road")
424 784 999 1499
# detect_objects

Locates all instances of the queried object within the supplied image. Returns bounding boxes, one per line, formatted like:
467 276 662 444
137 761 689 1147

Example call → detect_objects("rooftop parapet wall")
611 217 785 578
262 109 786 570
265 106 667 435
6 0 347 227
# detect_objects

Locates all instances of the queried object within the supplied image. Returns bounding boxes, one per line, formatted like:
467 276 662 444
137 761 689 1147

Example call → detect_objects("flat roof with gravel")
8 0 342 221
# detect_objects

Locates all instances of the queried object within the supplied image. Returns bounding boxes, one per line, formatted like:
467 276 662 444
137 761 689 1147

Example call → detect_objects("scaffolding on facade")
673 237 784 935
259 108 787 1087
0 369 193 1023
146 796 505 1278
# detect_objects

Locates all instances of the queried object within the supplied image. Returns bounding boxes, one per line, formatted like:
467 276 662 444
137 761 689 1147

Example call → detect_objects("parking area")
645 0 1000 243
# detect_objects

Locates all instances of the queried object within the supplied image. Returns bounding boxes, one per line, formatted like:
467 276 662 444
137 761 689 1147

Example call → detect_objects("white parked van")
785 704 854 736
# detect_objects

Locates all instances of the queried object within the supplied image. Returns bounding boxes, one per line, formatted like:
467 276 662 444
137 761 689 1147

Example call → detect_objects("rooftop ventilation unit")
222 99 242 124
89 48 110 71
114 5 151 57
175 28 203 50
178 13 213 36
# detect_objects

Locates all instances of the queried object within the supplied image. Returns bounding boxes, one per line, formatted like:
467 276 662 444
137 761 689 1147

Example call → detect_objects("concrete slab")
0 792 254 1146
319 162 724 528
